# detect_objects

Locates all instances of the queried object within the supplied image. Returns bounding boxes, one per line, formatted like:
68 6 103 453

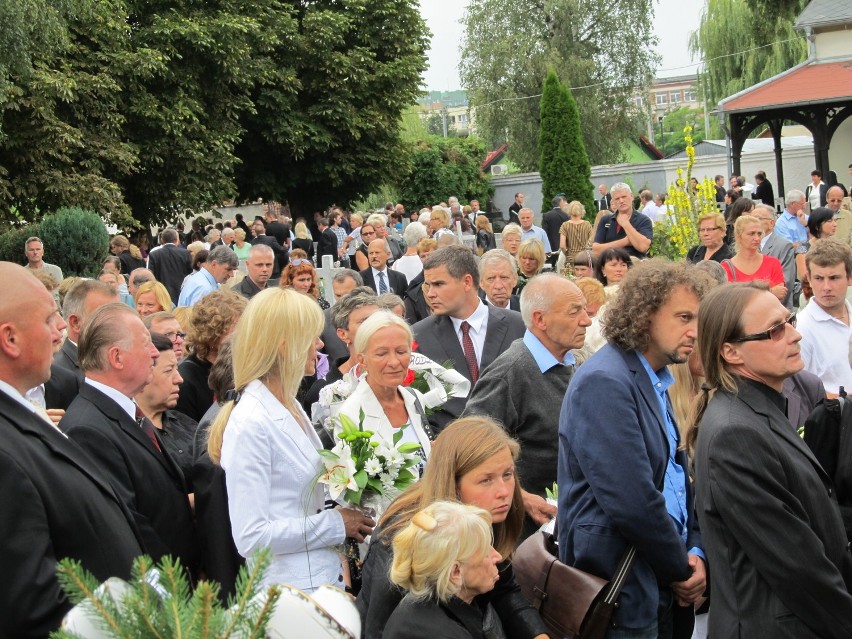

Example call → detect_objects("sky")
419 0 707 91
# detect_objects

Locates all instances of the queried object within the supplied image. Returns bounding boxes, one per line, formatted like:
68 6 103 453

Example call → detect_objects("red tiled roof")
481 143 508 170
720 60 852 113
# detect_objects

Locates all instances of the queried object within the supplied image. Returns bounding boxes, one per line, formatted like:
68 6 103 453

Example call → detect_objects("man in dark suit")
542 195 569 267
316 216 339 267
596 183 612 211
755 204 797 309
360 239 407 297
0 264 143 637
507 192 524 225
54 279 119 379
232 244 277 300
714 174 727 204
61 304 198 578
147 228 193 305
251 218 288 278
478 249 520 311
264 206 291 248
413 245 525 432
752 170 775 207
320 270 363 363
694 283 852 637
558 260 712 636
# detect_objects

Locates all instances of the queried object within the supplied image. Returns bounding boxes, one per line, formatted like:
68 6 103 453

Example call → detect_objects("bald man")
0 264 143 636
463 273 591 538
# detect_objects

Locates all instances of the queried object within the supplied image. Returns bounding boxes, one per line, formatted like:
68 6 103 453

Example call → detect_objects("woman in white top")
337 312 434 465
392 221 428 282
207 287 373 592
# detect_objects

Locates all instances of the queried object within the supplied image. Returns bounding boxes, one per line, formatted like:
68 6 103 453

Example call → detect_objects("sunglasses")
290 258 312 267
730 313 796 343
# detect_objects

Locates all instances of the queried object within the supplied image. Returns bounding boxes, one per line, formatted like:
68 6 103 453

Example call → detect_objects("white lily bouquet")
317 409 422 510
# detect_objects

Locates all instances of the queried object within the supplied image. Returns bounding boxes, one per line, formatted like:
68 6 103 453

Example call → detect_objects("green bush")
0 225 39 265
397 136 494 210
39 208 110 277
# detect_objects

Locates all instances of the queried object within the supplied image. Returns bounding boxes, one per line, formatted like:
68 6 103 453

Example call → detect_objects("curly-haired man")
556 259 714 637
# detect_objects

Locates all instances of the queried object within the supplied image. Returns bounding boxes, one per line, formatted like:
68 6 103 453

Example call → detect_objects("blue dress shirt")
774 210 808 245
523 330 575 373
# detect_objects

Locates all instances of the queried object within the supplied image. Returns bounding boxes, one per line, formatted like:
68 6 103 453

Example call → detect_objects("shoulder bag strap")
722 258 737 281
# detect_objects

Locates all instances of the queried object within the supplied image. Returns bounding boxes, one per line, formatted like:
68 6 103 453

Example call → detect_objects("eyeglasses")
163 331 186 342
698 227 721 233
290 259 312 267
730 313 796 343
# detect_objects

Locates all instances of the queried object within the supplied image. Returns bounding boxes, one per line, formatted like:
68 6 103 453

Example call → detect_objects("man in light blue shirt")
178 245 238 307
774 189 809 249
518 207 552 253
462 274 589 537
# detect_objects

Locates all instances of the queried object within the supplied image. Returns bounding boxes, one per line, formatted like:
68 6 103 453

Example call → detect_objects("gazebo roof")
719 59 852 114
795 0 852 29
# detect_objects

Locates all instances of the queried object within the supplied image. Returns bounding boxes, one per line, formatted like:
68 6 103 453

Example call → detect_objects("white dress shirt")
371 267 391 293
85 378 136 421
220 379 345 592
450 300 489 367
797 298 852 395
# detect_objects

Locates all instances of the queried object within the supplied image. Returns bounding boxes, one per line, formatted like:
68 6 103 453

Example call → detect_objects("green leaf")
397 442 422 454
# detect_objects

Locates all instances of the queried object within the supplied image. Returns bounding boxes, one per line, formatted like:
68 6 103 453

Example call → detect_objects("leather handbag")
513 529 636 639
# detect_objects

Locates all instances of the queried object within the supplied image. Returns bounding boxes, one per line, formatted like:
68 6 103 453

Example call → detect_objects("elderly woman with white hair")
337 311 434 466
392 221 429 282
383 501 503 639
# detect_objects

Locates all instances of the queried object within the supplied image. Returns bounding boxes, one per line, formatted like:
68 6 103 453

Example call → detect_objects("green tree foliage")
689 0 808 108
234 0 429 216
425 112 445 137
0 1 137 227
39 208 109 277
0 225 37 265
0 0 428 227
539 69 593 213
396 137 494 212
657 106 723 156
460 0 657 169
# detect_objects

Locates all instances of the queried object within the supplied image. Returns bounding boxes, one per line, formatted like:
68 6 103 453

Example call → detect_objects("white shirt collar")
85 378 137 421
0 379 36 413
450 299 489 334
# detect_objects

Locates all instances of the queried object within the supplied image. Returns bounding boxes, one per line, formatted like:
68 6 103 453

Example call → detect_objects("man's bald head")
128 268 154 295
0 263 66 393
827 185 845 213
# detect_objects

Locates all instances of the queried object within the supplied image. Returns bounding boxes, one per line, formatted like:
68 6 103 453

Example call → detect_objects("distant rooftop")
796 0 852 29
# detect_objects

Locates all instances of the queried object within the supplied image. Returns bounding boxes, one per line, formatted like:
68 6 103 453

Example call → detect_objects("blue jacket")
557 343 700 629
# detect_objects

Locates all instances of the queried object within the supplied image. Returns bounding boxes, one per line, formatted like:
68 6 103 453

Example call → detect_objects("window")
670 91 681 103
655 93 667 105
685 90 697 102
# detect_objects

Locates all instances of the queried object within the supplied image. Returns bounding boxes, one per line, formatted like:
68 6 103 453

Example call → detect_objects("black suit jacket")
478 288 520 312
53 339 81 380
597 193 612 211
412 304 525 432
695 379 852 637
752 180 775 207
360 267 408 297
317 228 339 265
784 368 826 431
148 243 193 305
231 276 277 300
61 384 198 576
45 362 82 410
264 220 290 247
542 207 569 254
404 272 430 324
320 306 349 363
0 390 143 637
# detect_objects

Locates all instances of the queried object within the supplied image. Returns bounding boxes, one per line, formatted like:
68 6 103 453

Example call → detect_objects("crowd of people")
3 179 852 639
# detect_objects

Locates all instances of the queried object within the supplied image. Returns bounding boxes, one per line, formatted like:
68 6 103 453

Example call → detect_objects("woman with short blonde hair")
382 501 502 639
134 280 172 317
500 223 522 257
514 238 545 295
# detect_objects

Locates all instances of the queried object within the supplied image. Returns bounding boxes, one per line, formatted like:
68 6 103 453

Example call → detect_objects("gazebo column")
811 106 831 178
768 119 785 204
729 114 745 178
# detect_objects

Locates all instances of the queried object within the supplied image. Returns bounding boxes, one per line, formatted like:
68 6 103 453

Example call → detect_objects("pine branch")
219 549 273 638
244 585 281 639
53 559 124 637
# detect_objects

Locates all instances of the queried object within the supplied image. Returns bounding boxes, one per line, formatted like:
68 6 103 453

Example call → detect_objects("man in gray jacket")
755 204 797 309
463 273 591 538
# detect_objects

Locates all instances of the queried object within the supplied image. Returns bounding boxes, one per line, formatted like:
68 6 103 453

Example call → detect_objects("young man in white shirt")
797 239 852 396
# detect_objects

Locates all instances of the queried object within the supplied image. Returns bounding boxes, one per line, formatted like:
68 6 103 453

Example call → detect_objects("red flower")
411 340 419 351
403 369 416 386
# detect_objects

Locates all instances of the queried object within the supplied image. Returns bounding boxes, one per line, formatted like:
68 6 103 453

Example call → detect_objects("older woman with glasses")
688 212 733 264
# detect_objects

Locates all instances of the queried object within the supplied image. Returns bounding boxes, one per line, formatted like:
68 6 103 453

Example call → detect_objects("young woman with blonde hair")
357 416 547 639
207 288 373 592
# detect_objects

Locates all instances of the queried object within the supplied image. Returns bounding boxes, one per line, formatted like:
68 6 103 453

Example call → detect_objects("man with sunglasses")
827 185 851 247
796 239 852 397
693 282 852 637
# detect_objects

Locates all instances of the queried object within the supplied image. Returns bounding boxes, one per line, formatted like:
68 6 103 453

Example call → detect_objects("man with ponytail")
692 282 852 638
